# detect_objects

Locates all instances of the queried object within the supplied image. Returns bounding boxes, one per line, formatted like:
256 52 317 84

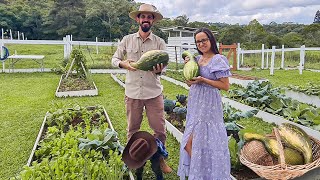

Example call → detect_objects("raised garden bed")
55 74 98 97
285 89 320 107
111 73 125 88
55 49 98 98
24 105 133 180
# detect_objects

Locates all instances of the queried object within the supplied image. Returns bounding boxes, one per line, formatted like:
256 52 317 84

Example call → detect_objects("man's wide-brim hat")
129 3 163 23
122 131 157 169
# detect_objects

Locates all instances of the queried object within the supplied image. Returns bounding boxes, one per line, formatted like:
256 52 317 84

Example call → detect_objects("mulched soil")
58 74 95 92
231 73 265 80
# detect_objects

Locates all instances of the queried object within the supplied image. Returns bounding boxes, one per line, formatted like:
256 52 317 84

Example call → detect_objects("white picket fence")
0 35 196 64
237 44 320 74
2 34 319 75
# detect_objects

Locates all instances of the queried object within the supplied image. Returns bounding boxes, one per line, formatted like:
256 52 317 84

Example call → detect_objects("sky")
136 0 320 25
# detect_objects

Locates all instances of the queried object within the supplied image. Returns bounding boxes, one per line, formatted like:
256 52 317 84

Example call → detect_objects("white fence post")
241 51 244 67
22 33 25 40
96 37 99 54
10 29 12 40
63 36 67 59
270 46 276 75
1 37 4 72
261 44 265 69
299 45 305 74
281 45 285 69
266 51 269 69
237 43 241 70
69 35 73 55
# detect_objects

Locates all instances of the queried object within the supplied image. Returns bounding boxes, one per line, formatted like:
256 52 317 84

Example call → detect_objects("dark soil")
231 73 264 80
58 74 95 92
231 166 260 180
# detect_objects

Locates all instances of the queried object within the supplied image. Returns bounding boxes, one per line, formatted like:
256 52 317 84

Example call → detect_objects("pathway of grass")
233 69 320 87
0 73 181 180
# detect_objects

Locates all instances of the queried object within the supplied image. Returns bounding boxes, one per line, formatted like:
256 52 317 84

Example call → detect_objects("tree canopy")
1 1 319 48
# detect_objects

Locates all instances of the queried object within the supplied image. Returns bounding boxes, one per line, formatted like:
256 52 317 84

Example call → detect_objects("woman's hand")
186 76 205 86
184 56 190 64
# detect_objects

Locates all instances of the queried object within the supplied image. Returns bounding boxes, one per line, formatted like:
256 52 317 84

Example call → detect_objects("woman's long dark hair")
194 27 220 55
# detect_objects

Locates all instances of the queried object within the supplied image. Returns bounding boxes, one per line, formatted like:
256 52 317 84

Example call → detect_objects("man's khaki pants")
125 94 166 144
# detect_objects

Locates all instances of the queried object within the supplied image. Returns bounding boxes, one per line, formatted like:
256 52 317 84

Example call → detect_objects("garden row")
111 72 320 180
12 103 134 179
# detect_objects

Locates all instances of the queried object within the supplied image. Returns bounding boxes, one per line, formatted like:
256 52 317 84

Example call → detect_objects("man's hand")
152 63 165 74
119 60 136 71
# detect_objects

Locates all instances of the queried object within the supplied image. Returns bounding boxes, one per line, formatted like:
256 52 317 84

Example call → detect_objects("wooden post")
281 45 285 69
65 58 75 79
218 43 237 70
261 44 265 69
270 46 275 75
80 62 88 78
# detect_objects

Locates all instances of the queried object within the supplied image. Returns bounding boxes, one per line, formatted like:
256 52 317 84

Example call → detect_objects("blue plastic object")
0 46 9 61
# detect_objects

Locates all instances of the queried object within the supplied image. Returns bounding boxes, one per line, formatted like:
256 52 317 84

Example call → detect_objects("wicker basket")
240 128 320 180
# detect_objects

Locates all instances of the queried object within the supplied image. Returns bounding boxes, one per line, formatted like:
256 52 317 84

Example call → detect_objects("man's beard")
140 22 152 32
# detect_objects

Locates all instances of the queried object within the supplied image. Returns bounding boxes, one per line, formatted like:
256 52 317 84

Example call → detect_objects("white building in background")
161 26 218 63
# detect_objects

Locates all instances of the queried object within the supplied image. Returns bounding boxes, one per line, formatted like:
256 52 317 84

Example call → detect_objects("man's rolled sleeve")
112 39 126 68
159 39 166 51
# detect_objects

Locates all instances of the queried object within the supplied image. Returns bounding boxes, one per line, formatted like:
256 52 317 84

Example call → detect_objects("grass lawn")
232 69 320 87
0 72 181 180
164 68 320 89
4 44 116 70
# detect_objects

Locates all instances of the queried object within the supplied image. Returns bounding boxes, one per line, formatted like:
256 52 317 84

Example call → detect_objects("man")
111 3 172 173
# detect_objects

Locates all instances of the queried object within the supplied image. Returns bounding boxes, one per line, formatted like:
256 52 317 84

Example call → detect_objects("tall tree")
174 15 189 26
86 0 132 41
244 19 267 48
218 25 245 45
188 21 210 28
264 34 281 48
314 10 320 23
44 0 86 39
302 23 320 46
282 32 303 48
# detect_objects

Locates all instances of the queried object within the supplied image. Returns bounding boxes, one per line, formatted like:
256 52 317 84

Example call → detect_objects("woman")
177 27 231 180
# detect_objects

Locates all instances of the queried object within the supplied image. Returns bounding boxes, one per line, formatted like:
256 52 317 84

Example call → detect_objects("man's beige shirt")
112 32 166 99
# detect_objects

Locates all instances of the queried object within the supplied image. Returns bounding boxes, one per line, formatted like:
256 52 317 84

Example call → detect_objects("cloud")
136 0 320 24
